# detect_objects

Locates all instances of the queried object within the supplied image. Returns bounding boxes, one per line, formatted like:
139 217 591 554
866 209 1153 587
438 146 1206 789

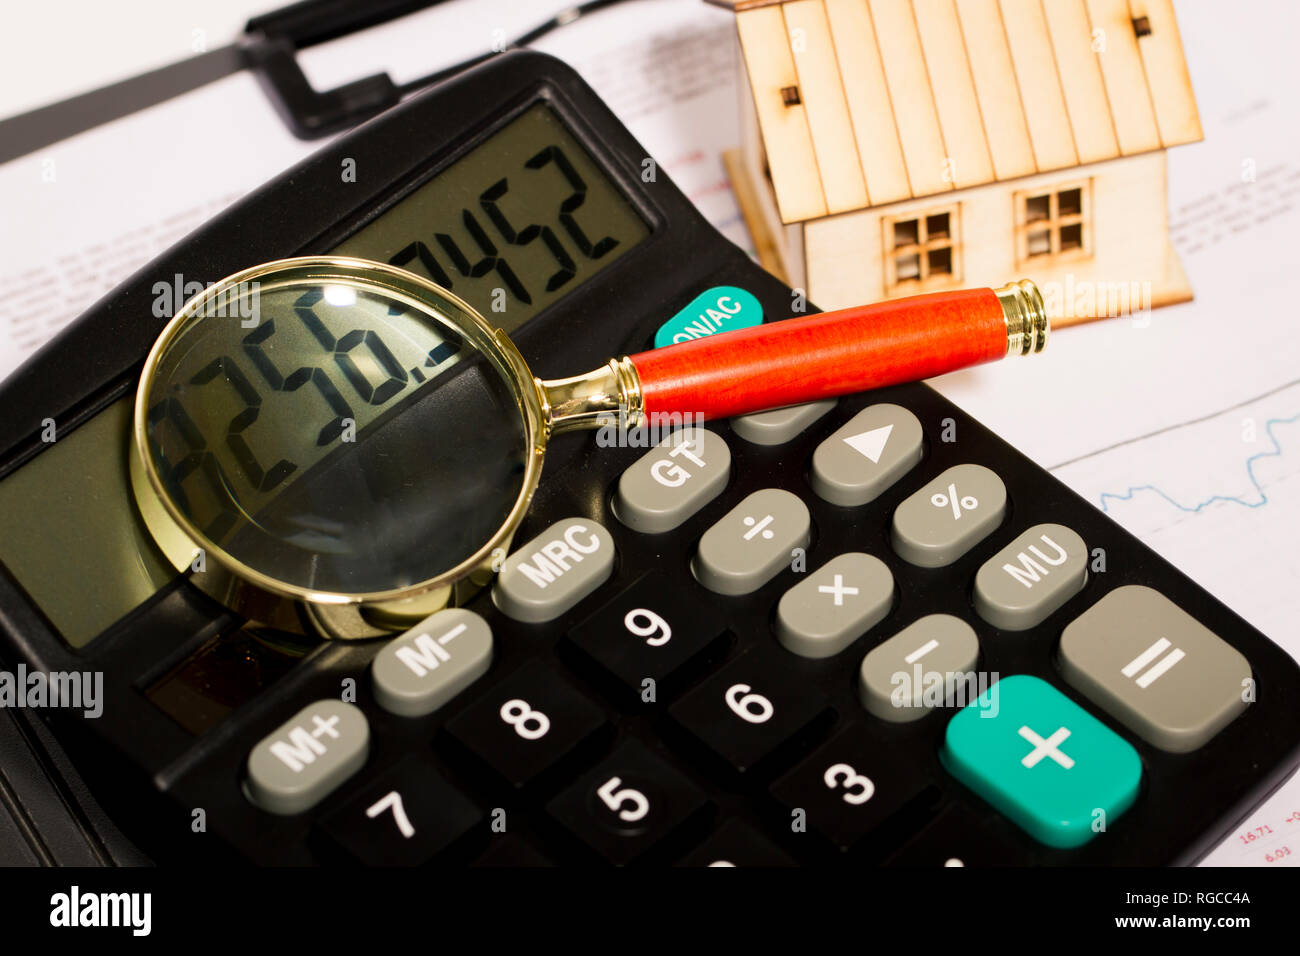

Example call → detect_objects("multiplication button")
493 518 615 622
891 464 1006 567
810 404 923 506
775 552 894 658
1060 585 1252 752
693 488 810 595
973 523 1087 630
614 427 731 532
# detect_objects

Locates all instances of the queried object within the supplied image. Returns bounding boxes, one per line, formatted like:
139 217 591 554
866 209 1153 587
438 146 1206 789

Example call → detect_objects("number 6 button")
547 740 708 865
669 647 829 774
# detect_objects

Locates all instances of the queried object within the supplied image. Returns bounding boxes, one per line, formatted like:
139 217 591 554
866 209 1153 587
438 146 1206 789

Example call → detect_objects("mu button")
941 675 1141 849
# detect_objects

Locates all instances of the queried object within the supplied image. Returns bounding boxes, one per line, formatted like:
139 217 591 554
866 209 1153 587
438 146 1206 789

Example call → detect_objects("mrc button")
246 700 369 815
1060 586 1252 753
615 427 731 532
493 518 615 622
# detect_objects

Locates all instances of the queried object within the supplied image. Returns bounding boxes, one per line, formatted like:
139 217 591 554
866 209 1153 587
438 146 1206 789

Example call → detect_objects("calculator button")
730 400 835 446
318 755 481 865
885 805 1021 866
669 646 829 774
443 661 606 789
566 571 728 698
493 518 615 622
692 488 810 595
1059 585 1251 753
769 727 929 853
810 403 923 506
546 740 708 865
371 608 493 717
891 464 1007 567
473 836 555 867
942 675 1141 849
973 523 1088 630
775 552 894 659
676 820 797 866
614 426 731 533
859 614 980 722
246 700 369 815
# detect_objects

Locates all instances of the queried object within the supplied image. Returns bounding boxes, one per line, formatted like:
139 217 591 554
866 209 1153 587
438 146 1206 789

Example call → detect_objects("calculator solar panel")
0 51 1297 867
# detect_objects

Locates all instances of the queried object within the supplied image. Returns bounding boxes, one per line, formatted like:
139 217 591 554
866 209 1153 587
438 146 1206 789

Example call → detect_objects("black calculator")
0 50 1296 867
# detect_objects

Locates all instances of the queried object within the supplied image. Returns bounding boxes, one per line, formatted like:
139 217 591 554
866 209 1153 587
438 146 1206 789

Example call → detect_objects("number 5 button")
547 741 708 865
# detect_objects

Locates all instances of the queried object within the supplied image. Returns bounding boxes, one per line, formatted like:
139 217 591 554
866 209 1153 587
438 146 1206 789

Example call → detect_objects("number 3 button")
547 740 708 865
669 647 830 774
442 661 606 789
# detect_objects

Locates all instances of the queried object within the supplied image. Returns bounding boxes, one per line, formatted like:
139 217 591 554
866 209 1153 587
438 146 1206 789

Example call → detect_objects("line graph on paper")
1050 379 1300 866
1051 377 1300 650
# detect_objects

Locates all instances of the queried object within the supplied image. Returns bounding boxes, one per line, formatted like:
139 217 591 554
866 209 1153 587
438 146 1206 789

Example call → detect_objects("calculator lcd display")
332 102 649 331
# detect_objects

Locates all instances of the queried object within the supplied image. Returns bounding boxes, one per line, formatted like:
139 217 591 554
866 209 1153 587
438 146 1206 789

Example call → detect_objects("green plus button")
942 675 1141 848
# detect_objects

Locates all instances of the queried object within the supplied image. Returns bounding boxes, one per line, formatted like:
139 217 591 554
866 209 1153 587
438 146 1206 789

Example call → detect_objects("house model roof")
716 0 1203 223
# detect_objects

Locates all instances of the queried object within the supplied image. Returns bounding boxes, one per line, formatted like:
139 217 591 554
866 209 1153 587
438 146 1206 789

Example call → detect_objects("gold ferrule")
538 356 645 435
995 279 1050 356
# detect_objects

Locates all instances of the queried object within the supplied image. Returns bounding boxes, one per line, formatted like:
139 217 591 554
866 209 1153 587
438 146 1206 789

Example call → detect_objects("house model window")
884 206 960 291
1018 183 1090 263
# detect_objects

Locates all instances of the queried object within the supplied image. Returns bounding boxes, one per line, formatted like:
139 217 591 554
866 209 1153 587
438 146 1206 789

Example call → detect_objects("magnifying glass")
131 256 1046 638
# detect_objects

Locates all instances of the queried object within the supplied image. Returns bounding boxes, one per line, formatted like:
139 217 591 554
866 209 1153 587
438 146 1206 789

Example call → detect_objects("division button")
891 464 1007 567
1059 585 1252 753
973 523 1088 630
614 426 731 533
731 400 836 446
776 552 894 658
246 700 369 815
811 404 923 506
859 614 981 722
692 488 810 595
493 518 615 622
942 675 1141 849
372 608 493 717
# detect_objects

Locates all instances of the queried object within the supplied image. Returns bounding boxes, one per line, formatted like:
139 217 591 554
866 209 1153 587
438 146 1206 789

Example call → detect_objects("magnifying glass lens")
140 273 531 595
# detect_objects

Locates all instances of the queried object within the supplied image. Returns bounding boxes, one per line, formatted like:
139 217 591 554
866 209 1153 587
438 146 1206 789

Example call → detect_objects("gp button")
493 519 615 622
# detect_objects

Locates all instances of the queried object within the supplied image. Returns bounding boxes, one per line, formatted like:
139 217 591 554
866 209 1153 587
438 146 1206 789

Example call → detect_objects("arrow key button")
811 404 924 506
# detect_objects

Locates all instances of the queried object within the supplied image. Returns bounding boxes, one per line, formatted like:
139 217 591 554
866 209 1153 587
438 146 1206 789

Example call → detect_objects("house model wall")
715 0 1203 325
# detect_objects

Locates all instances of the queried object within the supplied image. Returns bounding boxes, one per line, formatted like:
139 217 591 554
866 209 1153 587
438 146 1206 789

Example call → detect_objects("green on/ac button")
654 286 763 347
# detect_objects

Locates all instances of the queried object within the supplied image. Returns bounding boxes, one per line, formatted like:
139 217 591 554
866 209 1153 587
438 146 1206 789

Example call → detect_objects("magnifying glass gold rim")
130 255 548 612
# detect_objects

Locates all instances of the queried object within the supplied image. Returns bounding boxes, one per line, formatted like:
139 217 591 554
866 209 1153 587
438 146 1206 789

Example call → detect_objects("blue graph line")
1099 412 1300 514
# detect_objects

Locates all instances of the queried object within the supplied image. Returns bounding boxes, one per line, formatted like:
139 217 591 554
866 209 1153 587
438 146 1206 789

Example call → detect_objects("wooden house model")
713 0 1202 324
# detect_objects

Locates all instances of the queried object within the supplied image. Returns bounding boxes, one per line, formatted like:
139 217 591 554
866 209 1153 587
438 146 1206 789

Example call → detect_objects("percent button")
891 464 1007 568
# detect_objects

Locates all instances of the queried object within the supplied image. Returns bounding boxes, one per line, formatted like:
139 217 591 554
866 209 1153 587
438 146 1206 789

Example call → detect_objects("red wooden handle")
627 287 1009 420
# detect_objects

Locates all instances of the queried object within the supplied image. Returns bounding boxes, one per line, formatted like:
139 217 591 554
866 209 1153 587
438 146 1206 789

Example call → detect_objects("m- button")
494 519 615 622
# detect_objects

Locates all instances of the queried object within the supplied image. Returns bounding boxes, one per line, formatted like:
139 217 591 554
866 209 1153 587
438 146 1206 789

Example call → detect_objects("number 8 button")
442 661 606 789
